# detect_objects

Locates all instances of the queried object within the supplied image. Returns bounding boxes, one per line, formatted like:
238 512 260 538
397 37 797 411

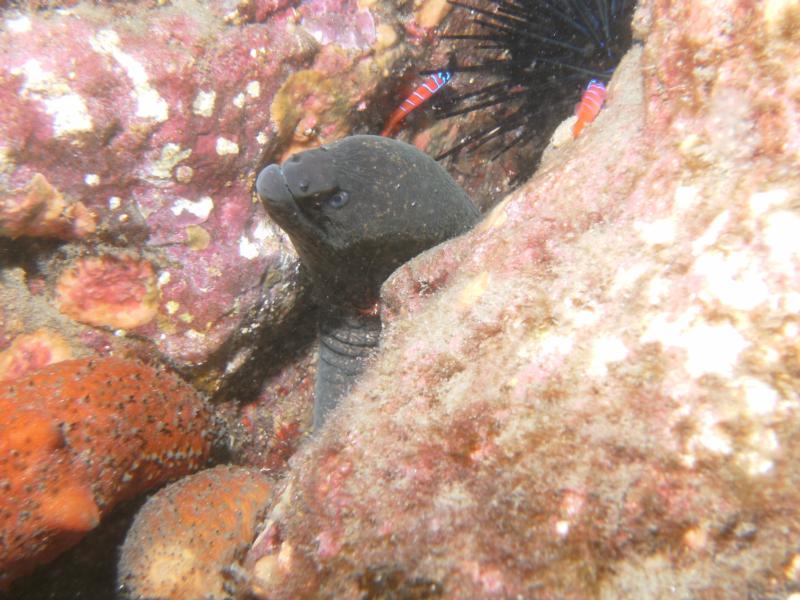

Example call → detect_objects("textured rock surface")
0 357 213 587
0 0 416 372
55 254 159 330
243 0 800 597
118 465 272 600
0 0 445 593
216 337 316 469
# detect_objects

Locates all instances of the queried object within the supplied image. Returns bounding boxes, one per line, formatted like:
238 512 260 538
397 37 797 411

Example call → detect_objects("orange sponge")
0 357 213 587
118 465 272 600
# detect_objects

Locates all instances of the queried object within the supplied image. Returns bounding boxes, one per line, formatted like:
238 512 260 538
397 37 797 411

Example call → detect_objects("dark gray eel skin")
255 135 480 429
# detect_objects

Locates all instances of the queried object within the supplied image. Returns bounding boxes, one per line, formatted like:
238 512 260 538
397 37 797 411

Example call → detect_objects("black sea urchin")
431 0 635 172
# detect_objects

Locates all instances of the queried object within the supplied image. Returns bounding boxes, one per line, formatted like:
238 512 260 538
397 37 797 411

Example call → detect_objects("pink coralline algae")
300 0 376 50
0 0 406 368
241 0 800 597
56 255 159 330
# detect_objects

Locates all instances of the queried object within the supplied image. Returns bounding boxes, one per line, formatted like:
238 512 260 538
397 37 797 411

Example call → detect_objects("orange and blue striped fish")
381 71 452 137
572 79 607 139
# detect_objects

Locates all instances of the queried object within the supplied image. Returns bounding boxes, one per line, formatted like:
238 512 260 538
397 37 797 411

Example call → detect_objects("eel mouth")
256 147 337 206
256 164 294 207
256 162 308 234
256 147 338 234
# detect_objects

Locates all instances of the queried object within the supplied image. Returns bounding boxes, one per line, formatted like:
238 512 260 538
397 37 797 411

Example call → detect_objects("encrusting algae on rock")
55 255 160 330
0 329 75 382
0 357 213 588
0 173 96 240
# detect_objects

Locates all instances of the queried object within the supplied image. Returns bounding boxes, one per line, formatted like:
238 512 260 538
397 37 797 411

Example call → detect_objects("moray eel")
256 135 480 429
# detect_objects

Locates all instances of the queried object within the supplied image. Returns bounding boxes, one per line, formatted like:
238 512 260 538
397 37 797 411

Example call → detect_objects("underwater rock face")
244 0 800 597
0 0 404 371
0 2 295 367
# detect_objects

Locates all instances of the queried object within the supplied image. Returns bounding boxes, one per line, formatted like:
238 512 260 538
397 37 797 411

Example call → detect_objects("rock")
0 0 407 370
243 0 800 596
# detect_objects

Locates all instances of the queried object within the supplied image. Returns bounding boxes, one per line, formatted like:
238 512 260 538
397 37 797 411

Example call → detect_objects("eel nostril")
298 179 310 192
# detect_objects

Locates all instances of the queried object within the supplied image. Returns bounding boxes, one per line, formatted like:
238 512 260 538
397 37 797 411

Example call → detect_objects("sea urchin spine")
433 0 635 167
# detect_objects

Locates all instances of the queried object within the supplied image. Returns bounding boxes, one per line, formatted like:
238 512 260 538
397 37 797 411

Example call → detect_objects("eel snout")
256 148 337 207
256 164 293 206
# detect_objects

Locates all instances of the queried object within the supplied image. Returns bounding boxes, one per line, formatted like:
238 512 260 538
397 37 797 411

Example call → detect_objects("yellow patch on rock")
414 0 452 28
458 271 490 310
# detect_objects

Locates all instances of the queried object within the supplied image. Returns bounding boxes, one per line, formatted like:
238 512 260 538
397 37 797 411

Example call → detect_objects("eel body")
256 135 480 429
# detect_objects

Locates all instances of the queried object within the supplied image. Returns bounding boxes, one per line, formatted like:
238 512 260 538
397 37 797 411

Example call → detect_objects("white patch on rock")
641 310 748 378
15 59 66 93
90 29 169 122
692 249 769 311
587 335 629 378
785 293 800 314
7 15 32 33
739 441 775 476
239 235 260 259
748 189 788 216
216 137 240 155
674 185 699 211
694 410 732 455
157 270 171 286
739 377 779 416
171 196 214 219
763 210 800 271
646 276 671 305
108 196 121 209
233 92 246 108
681 322 748 378
257 131 268 145
536 333 574 358
252 218 272 242
641 309 697 347
635 217 677 246
555 520 570 537
14 59 95 136
610 262 649 296
44 93 94 135
571 306 599 328
247 81 261 98
192 90 216 117
84 173 100 186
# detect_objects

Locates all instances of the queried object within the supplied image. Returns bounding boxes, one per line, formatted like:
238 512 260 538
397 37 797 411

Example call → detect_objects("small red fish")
572 79 607 139
381 71 452 137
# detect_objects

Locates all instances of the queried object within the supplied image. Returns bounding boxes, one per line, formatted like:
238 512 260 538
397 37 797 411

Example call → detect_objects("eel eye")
327 190 350 209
